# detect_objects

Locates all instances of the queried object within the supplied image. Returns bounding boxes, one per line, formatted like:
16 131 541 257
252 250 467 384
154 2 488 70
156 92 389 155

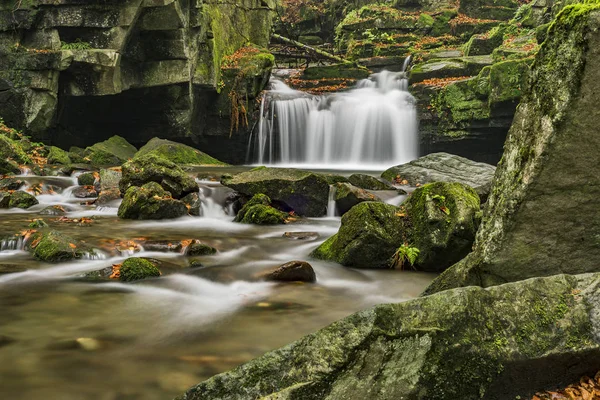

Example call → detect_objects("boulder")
47 146 71 165
39 205 68 216
0 135 30 174
29 230 89 263
96 188 121 205
119 257 161 282
234 194 287 225
184 240 217 256
181 192 201 216
258 261 316 283
0 177 24 191
72 186 98 198
382 152 496 201
0 191 39 209
77 172 96 186
333 183 381 215
222 168 330 217
117 182 189 220
179 273 600 400
98 168 121 191
134 138 226 166
348 174 395 191
84 136 137 166
424 5 600 295
119 154 198 199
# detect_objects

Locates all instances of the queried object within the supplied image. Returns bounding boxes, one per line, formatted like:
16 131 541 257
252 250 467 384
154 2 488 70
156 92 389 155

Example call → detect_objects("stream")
0 168 434 400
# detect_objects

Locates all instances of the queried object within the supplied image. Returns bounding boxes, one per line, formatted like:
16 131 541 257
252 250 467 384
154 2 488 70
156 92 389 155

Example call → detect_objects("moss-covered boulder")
119 257 161 282
409 55 493 84
312 202 404 268
77 172 96 186
234 194 288 225
348 174 395 191
29 230 88 263
119 154 198 200
0 134 30 174
185 240 217 256
1 190 39 209
222 168 330 217
47 146 71 165
382 153 496 201
425 4 600 295
117 182 189 220
404 182 481 272
333 182 381 215
134 138 226 166
84 136 137 166
179 273 600 400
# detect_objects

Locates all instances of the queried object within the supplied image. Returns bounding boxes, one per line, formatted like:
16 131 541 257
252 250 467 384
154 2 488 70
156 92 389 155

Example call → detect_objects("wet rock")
140 240 186 253
1 191 39 209
181 192 202 216
259 261 316 283
96 188 121 205
381 152 496 202
0 177 25 191
47 146 71 165
222 168 330 217
29 230 89 263
28 219 48 228
84 136 137 166
120 154 199 200
180 273 600 400
283 232 319 240
118 182 189 220
40 205 68 216
0 135 30 175
99 168 121 191
77 172 96 186
234 194 287 225
119 257 161 282
72 185 98 198
135 137 227 166
82 266 114 281
348 174 395 190
334 183 382 215
185 240 217 256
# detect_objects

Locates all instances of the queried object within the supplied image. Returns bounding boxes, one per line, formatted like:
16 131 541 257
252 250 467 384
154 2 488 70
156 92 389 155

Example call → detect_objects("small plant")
391 244 420 270
432 194 450 215
60 39 92 50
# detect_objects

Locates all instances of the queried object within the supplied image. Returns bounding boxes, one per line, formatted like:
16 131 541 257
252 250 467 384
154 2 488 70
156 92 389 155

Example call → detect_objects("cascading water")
247 64 418 169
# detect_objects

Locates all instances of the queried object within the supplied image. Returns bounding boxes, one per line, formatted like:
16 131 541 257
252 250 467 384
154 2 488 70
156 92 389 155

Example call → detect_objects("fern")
61 39 92 50
391 244 420 270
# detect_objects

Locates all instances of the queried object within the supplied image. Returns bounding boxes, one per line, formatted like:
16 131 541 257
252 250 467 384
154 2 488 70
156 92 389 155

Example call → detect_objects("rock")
29 230 88 263
84 136 137 166
99 168 121 191
120 154 198 200
180 273 600 400
4 191 39 209
181 192 201 216
72 185 98 199
119 257 161 282
117 182 189 220
134 138 226 166
382 152 496 201
185 240 217 256
404 182 481 272
222 168 330 217
283 232 319 240
333 183 381 215
28 219 48 228
77 172 96 186
259 261 316 283
348 174 395 190
409 56 493 84
47 146 71 165
40 205 68 216
311 202 404 269
0 177 25 191
234 194 288 225
0 192 10 208
424 6 600 295
96 188 121 205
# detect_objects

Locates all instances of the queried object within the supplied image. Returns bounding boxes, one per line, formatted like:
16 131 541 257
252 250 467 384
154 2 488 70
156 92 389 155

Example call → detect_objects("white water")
248 67 418 170
327 185 337 218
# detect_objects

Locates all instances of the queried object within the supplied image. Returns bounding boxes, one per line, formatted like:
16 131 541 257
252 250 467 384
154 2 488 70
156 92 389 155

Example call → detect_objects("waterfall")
248 65 418 169
326 185 337 218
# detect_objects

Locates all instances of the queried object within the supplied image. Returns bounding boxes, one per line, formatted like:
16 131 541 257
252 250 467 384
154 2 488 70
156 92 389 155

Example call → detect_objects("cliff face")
0 0 275 163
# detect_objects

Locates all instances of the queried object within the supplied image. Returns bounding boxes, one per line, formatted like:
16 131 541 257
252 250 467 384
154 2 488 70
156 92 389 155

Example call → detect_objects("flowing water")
247 68 418 170
0 169 433 400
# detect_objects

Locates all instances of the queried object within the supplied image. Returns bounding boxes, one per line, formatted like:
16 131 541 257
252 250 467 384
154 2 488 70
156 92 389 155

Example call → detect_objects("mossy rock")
119 257 161 282
77 172 96 186
333 182 381 216
488 58 532 105
3 190 38 209
117 182 189 220
185 241 217 256
348 174 395 190
409 55 493 84
222 168 330 217
134 138 227 166
84 136 137 166
30 230 87 263
47 146 71 165
0 135 30 170
311 202 404 268
120 154 199 200
234 194 287 225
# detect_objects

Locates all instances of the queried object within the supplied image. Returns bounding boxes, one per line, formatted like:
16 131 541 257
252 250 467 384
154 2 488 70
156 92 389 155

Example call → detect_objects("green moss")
235 194 287 225
135 138 227 166
47 146 71 165
32 230 83 262
120 257 161 282
117 182 189 220
84 136 137 166
8 190 38 209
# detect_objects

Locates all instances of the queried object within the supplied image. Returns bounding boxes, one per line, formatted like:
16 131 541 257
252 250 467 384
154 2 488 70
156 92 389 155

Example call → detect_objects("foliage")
279 0 325 25
60 39 92 50
533 371 600 399
391 244 420 270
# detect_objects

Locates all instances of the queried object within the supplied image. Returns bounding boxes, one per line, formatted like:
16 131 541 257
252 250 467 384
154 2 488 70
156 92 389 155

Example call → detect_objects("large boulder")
382 152 496 201
117 182 189 220
178 273 600 400
47 146 71 165
234 194 288 225
425 5 600 295
119 257 161 282
84 136 137 166
348 174 395 191
1 191 39 209
333 183 381 215
0 135 30 174
28 230 90 263
119 154 198 199
134 138 227 166
222 168 330 217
